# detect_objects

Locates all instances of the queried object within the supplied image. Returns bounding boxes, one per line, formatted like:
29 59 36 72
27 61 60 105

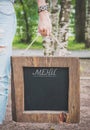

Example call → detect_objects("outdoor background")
13 0 90 53
0 0 90 130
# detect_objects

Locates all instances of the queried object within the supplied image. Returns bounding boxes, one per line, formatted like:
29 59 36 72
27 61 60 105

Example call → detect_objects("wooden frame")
11 57 80 123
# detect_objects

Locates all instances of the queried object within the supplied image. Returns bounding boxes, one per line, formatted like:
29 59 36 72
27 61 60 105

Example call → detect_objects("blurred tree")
57 0 71 56
43 0 60 56
20 0 30 42
75 0 86 43
43 0 71 56
85 0 90 48
15 0 38 44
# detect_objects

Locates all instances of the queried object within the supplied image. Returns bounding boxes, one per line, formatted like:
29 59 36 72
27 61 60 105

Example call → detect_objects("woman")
0 0 51 124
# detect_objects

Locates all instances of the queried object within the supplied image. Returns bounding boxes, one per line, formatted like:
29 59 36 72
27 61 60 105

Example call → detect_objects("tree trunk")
85 0 90 48
75 0 86 43
57 0 71 56
20 0 31 43
43 0 71 56
43 0 60 56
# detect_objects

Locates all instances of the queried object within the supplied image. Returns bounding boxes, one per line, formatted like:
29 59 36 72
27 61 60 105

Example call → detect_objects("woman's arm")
37 0 46 6
37 0 52 36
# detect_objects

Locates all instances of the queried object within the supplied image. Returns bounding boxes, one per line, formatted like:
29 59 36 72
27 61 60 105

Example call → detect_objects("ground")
0 59 90 130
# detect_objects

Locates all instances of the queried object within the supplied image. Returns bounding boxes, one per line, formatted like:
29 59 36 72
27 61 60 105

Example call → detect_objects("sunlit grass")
13 35 43 49
13 35 90 50
67 36 86 50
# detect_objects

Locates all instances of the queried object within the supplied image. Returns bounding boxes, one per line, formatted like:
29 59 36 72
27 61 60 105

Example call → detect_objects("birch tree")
43 0 60 56
43 0 71 56
56 0 71 56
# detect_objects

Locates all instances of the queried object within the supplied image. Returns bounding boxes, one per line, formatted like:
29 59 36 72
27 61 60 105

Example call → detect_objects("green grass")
13 35 90 50
68 36 86 50
13 35 43 49
13 36 27 49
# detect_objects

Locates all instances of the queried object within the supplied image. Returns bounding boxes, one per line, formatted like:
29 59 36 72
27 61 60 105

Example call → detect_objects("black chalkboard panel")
23 67 69 111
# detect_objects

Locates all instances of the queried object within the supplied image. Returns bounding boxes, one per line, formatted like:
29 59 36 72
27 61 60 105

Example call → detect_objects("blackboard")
23 67 69 111
11 57 80 123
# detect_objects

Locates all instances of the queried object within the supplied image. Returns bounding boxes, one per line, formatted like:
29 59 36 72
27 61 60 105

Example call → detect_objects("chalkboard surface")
23 67 69 111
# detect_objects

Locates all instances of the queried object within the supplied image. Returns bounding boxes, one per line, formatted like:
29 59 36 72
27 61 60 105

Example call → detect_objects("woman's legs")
0 12 16 124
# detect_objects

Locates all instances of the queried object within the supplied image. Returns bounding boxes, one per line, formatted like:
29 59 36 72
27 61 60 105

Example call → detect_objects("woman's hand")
38 11 52 36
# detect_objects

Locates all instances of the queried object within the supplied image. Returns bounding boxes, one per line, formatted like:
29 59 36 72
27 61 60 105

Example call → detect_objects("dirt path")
0 59 90 130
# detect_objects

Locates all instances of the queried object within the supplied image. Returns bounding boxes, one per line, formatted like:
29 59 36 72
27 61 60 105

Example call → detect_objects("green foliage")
58 0 61 4
14 0 38 43
58 0 75 5
71 0 75 5
13 0 87 50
